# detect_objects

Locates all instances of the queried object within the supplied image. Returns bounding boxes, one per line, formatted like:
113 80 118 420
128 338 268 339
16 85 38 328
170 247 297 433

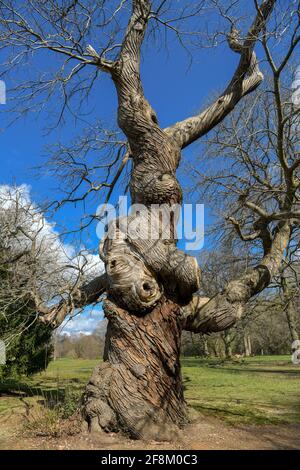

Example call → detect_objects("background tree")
1 0 298 440
54 327 106 360
188 2 300 354
0 185 101 376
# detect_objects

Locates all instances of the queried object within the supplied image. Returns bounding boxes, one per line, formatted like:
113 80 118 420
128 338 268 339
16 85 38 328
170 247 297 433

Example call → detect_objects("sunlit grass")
182 356 300 424
1 355 300 426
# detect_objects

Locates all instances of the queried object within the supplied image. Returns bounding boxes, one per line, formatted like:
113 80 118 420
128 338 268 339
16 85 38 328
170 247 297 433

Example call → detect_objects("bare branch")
183 222 291 334
227 216 261 241
164 0 276 149
39 273 107 329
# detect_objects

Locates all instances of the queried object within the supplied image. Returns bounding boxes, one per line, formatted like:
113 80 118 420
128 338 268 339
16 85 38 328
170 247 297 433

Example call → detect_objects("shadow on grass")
182 358 248 369
218 367 300 376
0 379 62 401
0 377 83 404
189 400 300 426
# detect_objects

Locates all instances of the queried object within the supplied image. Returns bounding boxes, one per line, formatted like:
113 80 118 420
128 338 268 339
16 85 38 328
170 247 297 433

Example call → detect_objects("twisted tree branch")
39 273 107 329
182 222 291 333
164 0 276 149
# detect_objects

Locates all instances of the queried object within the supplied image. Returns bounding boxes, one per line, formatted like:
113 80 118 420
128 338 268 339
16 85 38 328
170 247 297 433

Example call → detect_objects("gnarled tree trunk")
83 298 186 440
81 0 199 439
38 0 283 441
79 0 280 439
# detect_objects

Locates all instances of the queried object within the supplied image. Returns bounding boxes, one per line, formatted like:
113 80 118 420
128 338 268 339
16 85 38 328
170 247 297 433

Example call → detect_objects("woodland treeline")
55 296 299 361
55 248 300 361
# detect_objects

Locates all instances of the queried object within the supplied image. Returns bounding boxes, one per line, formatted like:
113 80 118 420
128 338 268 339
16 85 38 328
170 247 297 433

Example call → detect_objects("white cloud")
0 184 104 301
59 307 104 336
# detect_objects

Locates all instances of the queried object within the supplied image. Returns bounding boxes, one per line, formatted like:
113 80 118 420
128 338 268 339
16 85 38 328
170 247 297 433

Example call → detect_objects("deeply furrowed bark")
82 298 187 440
0 0 291 441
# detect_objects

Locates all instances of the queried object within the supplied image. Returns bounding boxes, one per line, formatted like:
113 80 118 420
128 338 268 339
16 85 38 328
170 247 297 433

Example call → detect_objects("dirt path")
1 413 300 450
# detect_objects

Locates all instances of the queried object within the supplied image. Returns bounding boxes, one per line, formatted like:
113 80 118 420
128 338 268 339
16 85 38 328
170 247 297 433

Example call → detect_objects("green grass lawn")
1 355 300 426
182 356 300 424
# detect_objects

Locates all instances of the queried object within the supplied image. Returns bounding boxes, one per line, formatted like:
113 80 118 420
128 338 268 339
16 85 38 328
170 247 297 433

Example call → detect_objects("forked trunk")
82 297 187 440
70 0 281 441
80 1 199 439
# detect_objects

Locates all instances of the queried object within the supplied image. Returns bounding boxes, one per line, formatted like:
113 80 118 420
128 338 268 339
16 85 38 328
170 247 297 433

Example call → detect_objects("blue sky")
0 5 247 335
0 32 238 199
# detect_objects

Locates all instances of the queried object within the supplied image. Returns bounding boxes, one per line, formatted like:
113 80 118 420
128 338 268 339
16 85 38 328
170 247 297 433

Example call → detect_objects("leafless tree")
0 185 102 348
1 0 298 439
